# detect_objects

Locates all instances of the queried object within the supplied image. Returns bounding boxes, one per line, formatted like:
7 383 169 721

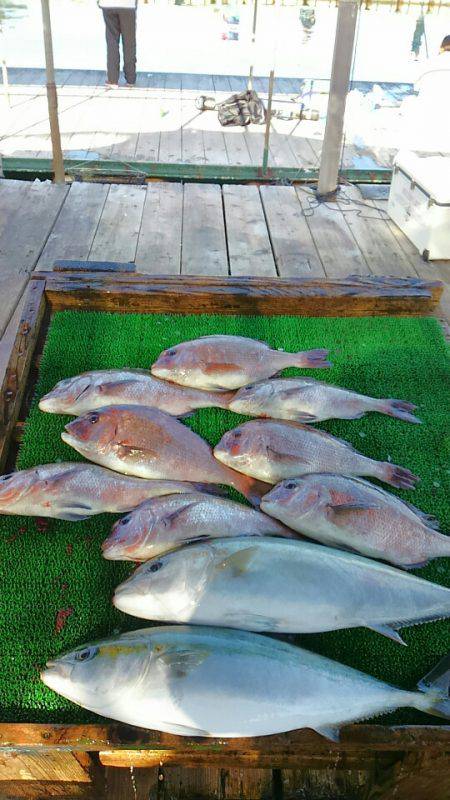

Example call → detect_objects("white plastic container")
388 151 450 260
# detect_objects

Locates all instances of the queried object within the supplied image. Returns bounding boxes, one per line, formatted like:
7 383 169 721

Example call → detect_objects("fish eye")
119 516 130 526
0 474 12 482
243 385 253 391
88 413 100 424
233 431 242 438
149 561 163 573
166 349 177 357
285 481 298 490
75 646 98 662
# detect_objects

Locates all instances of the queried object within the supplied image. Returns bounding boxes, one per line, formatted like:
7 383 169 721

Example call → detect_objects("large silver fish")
0 463 213 521
41 625 450 738
261 475 450 569
102 492 296 561
113 537 450 643
151 335 331 391
39 370 233 416
214 420 418 490
229 378 421 424
61 405 269 505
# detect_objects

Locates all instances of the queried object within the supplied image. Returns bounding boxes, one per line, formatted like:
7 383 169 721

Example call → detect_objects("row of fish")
4 334 448 738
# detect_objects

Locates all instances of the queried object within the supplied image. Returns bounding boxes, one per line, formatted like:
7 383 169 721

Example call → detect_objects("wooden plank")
260 185 324 277
135 183 183 275
223 130 252 166
295 187 367 277
286 134 319 169
336 185 418 278
181 183 228 276
202 129 229 165
54 260 135 273
135 130 160 162
105 765 160 800
41 272 443 318
109 133 139 161
213 75 232 92
223 185 276 277
0 180 67 333
36 182 109 271
89 184 146 263
0 751 91 782
0 278 46 470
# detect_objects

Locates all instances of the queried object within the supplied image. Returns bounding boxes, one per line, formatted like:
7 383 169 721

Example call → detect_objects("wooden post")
317 0 359 197
247 0 259 90
262 69 274 174
40 0 65 184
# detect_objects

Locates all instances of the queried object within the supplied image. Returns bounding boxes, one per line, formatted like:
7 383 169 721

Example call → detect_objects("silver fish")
61 405 269 505
229 378 421 424
41 625 450 738
39 370 233 416
113 537 450 643
151 335 331 391
0 462 214 521
214 420 418 490
261 475 450 569
102 492 296 560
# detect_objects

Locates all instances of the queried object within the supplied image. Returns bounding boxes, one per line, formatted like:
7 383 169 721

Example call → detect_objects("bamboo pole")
247 0 259 90
40 0 64 184
262 69 275 174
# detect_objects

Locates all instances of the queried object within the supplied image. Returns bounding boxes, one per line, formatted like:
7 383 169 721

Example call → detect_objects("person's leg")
119 9 137 86
103 9 121 85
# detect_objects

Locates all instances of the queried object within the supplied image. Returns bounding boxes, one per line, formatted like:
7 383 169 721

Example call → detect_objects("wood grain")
41 272 443 317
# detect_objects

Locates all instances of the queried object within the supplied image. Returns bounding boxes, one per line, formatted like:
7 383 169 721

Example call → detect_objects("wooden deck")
0 68 420 171
0 174 448 800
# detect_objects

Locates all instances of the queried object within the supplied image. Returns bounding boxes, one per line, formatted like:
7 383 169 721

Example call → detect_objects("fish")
61 405 269 506
214 420 418 490
39 370 234 417
261 475 450 569
102 492 296 560
151 335 331 391
40 624 450 738
229 378 421 424
0 462 217 521
113 537 450 642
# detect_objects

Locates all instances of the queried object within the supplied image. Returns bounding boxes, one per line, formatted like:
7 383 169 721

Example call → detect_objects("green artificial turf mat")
0 311 449 726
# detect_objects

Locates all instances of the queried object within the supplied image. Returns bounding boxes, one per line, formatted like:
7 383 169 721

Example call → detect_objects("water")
0 0 449 82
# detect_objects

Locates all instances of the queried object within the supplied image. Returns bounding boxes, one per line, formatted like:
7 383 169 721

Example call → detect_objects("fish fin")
57 512 90 521
202 363 241 375
266 446 309 465
402 500 441 531
177 411 195 419
293 349 331 369
313 726 341 742
163 501 199 528
45 467 81 486
116 444 159 461
326 501 379 522
222 611 280 631
157 646 210 678
159 721 211 737
294 413 319 422
98 379 137 394
403 560 430 570
366 624 407 645
193 482 227 497
218 546 258 577
378 463 419 490
198 334 270 349
416 653 450 720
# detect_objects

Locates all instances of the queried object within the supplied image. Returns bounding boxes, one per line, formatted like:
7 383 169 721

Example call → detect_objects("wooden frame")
0 270 447 798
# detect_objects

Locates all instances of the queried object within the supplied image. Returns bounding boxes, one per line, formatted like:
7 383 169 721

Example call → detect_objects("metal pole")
40 0 64 184
262 69 275 174
317 0 359 197
247 0 259 90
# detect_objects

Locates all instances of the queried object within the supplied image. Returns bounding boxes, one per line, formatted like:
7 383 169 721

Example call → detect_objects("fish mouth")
41 660 74 691
38 394 57 412
101 540 128 560
61 430 78 448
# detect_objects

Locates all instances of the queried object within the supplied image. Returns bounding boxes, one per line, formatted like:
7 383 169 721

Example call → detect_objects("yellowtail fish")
41 625 450 738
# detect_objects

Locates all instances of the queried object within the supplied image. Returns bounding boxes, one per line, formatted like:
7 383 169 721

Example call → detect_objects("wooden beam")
317 0 359 197
40 272 443 318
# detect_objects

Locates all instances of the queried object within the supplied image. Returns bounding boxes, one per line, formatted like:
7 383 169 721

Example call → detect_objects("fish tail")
414 652 450 719
376 398 422 425
373 461 419 490
290 348 332 370
226 469 272 507
192 483 227 497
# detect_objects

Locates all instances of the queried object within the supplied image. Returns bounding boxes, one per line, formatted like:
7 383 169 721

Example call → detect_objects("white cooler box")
388 151 450 260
